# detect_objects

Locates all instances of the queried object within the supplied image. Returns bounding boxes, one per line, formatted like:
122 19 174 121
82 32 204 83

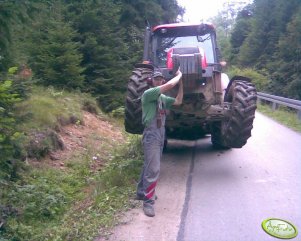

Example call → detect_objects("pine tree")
273 6 301 99
0 79 21 179
230 0 301 99
64 0 183 111
28 3 84 89
0 1 32 70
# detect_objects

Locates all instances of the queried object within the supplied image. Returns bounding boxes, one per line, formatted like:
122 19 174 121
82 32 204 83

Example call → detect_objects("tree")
0 79 21 179
228 4 253 64
28 2 84 89
227 0 301 99
64 0 183 111
2 0 184 112
238 0 300 67
272 7 301 99
0 1 34 71
210 14 232 62
64 0 130 111
237 0 275 67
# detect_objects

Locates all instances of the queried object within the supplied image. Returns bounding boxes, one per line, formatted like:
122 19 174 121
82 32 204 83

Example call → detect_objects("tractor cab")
146 23 221 82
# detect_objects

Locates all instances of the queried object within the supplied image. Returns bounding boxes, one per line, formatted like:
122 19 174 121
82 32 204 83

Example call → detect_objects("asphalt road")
99 112 301 241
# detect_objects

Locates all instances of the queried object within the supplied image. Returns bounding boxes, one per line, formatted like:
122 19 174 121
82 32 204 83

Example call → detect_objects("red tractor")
125 22 257 148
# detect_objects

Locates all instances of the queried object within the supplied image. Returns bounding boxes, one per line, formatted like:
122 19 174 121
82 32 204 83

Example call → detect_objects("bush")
14 86 96 131
8 65 33 100
26 129 64 159
227 66 270 91
9 181 67 221
0 79 22 179
111 106 125 118
96 136 143 190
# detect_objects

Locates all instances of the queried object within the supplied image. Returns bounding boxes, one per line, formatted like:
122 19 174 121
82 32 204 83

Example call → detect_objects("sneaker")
135 194 158 201
135 193 144 200
143 202 155 217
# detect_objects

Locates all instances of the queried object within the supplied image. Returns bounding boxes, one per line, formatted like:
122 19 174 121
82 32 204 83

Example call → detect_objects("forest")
221 0 301 100
0 0 182 176
0 0 300 239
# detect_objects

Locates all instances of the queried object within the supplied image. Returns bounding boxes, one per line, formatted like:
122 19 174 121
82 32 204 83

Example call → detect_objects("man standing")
136 69 183 217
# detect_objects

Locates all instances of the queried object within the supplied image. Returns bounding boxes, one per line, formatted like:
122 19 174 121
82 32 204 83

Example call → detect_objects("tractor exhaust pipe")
143 20 151 62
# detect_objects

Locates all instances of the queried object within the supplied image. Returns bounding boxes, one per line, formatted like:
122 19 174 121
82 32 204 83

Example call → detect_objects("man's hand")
159 70 182 94
175 68 181 76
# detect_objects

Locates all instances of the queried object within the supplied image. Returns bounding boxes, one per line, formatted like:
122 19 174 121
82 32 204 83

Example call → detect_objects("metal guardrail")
257 92 301 120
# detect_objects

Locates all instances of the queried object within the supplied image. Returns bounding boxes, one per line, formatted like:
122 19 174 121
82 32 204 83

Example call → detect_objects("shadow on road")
164 138 196 154
166 135 231 155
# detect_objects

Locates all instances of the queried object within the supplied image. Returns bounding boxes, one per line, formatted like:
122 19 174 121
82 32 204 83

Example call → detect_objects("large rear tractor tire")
211 78 257 148
124 67 152 134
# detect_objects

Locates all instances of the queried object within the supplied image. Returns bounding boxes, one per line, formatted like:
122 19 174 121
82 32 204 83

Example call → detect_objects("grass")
15 86 99 131
43 136 143 241
257 103 301 132
1 135 143 241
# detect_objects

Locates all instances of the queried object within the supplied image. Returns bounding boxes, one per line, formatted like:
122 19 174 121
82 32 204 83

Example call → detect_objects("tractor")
124 22 257 148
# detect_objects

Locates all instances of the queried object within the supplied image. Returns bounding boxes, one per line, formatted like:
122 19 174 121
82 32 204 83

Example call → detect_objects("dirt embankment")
29 111 125 170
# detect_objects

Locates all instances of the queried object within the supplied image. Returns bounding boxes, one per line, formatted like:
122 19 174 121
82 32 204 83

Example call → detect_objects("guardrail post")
298 110 301 120
272 102 278 111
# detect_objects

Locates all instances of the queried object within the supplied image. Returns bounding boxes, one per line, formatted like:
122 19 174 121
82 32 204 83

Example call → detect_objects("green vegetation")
28 5 85 90
227 66 269 91
257 104 301 133
214 0 301 100
0 87 143 240
11 86 99 160
15 86 96 131
1 134 143 240
0 78 22 179
0 69 144 240
5 0 183 112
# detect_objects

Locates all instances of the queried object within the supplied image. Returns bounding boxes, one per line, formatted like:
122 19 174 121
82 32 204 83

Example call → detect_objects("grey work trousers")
137 123 165 204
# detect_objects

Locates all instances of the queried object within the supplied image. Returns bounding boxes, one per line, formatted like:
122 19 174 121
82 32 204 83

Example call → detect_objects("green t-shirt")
142 86 175 127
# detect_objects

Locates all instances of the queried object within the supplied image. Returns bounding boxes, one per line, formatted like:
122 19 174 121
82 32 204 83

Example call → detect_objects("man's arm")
159 70 182 94
173 79 183 106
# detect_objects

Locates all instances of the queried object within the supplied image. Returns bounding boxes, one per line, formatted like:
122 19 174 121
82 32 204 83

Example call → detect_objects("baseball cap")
152 71 164 78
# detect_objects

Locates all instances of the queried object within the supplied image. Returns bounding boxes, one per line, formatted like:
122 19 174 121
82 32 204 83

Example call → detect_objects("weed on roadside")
0 135 143 241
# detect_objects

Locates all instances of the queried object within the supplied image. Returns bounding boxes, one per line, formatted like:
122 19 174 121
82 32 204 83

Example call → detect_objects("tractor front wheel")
211 79 257 148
